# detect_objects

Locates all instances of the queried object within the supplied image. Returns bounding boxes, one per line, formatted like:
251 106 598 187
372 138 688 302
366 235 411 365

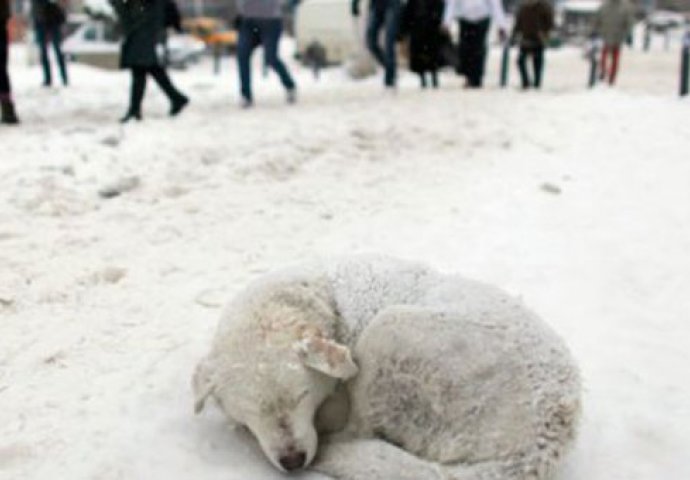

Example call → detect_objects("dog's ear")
295 336 358 380
192 357 216 414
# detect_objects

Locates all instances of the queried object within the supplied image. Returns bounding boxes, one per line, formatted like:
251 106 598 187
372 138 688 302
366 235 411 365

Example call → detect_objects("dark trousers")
1 22 10 98
237 17 296 102
419 70 438 88
127 66 184 115
366 0 401 87
517 45 544 89
458 18 490 87
35 23 68 86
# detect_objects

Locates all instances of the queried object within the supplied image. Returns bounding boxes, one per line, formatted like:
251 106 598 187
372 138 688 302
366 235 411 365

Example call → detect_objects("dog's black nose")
279 451 306 471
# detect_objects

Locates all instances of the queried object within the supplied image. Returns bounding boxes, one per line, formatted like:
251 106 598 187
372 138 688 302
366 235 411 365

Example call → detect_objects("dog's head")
193 331 357 472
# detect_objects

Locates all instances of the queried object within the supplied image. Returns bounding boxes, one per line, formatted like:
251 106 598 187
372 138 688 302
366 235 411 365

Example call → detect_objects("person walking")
511 0 554 90
443 0 508 88
1 0 19 124
592 0 634 85
352 0 403 90
31 0 69 87
110 0 189 123
235 0 297 108
401 0 445 89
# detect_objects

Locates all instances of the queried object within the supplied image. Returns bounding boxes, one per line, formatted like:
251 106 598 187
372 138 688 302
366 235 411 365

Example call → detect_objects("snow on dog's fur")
193 256 581 479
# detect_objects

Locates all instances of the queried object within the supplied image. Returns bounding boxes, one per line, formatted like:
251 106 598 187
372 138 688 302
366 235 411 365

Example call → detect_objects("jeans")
1 22 10 98
35 23 68 86
517 45 544 89
127 66 185 115
237 17 296 102
458 18 490 87
366 0 401 87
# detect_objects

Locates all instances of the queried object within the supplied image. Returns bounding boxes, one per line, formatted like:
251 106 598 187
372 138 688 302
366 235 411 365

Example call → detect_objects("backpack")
43 0 66 28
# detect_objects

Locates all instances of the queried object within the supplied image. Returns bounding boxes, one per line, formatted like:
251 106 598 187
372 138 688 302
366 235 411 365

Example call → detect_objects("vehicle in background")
63 18 206 70
558 0 602 43
183 17 238 51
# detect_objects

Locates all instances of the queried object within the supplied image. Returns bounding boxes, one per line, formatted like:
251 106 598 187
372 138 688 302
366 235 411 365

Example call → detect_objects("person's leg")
0 21 10 97
420 72 427 88
382 0 401 88
609 45 620 85
149 65 189 115
431 69 439 88
236 19 255 104
517 47 530 89
35 24 52 86
472 18 490 87
1 21 19 124
50 26 68 86
458 19 471 79
600 45 609 81
260 18 296 93
123 67 146 121
366 8 386 67
533 46 544 88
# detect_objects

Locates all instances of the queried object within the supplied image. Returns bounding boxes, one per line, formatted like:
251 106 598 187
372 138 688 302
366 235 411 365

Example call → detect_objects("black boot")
170 95 189 117
120 111 142 124
1 100 19 125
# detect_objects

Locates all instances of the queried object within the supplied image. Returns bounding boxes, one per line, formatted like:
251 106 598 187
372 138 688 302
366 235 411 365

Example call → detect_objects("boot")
1 100 20 125
170 95 189 117
120 110 142 124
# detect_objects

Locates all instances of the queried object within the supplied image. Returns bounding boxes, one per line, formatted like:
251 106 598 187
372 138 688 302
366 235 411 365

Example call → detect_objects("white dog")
193 256 581 480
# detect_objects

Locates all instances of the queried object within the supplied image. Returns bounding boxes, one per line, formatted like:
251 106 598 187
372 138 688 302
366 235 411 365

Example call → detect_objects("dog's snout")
279 451 306 472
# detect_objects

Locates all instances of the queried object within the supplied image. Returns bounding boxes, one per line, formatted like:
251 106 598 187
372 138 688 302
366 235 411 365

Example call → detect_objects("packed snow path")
1 46 689 479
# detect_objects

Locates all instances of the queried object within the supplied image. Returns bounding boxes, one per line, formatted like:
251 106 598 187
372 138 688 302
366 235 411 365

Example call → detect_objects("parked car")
183 17 238 50
63 19 206 70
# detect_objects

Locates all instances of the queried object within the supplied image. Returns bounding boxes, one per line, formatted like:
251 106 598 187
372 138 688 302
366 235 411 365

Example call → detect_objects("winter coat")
593 0 635 46
236 0 283 18
512 0 554 48
111 0 165 68
1 0 11 24
401 0 445 73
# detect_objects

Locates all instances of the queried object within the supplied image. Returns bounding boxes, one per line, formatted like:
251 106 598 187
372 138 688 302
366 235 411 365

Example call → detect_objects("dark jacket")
512 0 554 48
401 0 445 73
111 0 165 68
1 0 11 24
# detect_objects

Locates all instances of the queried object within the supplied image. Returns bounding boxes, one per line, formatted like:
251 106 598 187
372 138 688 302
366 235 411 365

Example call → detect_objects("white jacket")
443 0 507 28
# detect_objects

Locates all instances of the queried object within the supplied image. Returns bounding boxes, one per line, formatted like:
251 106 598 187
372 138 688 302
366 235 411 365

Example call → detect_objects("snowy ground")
1 41 689 480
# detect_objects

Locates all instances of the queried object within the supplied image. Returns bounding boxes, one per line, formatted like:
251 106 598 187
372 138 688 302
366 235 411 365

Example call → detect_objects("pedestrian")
511 0 554 90
592 0 634 85
443 0 508 88
235 0 297 108
401 0 445 89
352 0 403 90
1 0 19 124
31 0 69 87
110 0 189 123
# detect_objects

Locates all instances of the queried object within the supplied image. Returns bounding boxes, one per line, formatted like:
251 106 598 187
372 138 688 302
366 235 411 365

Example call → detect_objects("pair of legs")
600 44 620 85
517 45 544 89
365 0 402 88
418 70 438 89
237 17 296 105
458 18 490 88
1 20 18 124
35 23 68 86
124 66 188 121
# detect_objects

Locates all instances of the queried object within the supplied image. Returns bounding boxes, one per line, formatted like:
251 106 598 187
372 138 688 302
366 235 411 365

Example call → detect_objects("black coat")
401 0 445 73
1 0 11 24
111 0 165 68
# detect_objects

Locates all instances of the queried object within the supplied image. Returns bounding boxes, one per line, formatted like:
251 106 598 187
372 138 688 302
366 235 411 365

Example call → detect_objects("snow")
1 41 689 480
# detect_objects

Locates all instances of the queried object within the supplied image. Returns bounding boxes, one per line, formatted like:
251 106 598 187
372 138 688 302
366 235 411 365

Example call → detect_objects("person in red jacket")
1 0 19 124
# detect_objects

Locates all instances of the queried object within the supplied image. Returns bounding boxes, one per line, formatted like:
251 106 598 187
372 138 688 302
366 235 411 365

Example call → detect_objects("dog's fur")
193 256 581 480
